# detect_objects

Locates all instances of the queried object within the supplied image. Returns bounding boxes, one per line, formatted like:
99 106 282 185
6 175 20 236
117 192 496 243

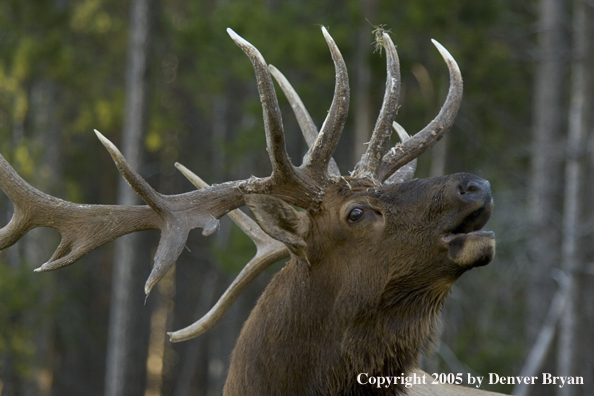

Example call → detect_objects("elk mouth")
441 201 495 268
450 201 493 235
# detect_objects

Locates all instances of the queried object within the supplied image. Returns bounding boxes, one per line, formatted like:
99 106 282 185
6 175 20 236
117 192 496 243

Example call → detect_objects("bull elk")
0 27 506 395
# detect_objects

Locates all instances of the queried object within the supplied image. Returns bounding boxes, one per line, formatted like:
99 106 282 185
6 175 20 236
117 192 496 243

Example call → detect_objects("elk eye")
348 208 364 222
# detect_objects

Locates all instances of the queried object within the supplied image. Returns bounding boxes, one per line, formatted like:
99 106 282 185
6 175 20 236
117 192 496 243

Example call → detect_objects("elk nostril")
458 181 484 195
467 183 479 193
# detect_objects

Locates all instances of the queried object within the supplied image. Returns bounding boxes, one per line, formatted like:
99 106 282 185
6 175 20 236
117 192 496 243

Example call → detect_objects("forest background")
0 0 592 395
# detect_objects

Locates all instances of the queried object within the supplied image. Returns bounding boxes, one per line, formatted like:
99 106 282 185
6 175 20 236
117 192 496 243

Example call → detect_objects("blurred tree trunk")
558 1 593 395
144 267 176 396
104 1 155 395
171 269 220 396
21 80 62 396
526 0 567 349
526 0 567 394
352 0 377 165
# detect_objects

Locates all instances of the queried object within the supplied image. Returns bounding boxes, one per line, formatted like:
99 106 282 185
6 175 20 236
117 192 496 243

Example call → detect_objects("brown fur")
225 173 495 395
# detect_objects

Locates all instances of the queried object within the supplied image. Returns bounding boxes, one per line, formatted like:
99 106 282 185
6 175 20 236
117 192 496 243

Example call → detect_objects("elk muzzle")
441 175 495 268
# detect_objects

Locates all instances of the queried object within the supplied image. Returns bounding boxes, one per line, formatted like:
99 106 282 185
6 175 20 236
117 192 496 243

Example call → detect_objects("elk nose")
456 178 491 203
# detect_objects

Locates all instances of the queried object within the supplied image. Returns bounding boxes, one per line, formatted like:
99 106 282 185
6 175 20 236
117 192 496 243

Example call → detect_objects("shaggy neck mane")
228 255 454 396
335 272 453 395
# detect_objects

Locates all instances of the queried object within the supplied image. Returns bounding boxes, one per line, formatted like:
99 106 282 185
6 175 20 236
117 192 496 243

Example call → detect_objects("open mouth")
442 200 495 268
450 201 493 235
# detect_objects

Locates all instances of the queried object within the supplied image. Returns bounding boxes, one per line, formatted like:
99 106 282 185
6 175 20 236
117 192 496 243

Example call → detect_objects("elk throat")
337 274 454 392
227 255 453 396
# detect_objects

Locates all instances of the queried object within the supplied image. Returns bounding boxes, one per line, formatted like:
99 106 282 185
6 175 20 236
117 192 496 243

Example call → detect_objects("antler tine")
267 65 318 147
379 39 463 183
95 130 168 214
0 153 160 272
170 243 286 342
226 29 295 180
353 32 401 180
169 163 288 342
384 122 417 184
95 130 227 295
268 64 341 177
303 27 349 179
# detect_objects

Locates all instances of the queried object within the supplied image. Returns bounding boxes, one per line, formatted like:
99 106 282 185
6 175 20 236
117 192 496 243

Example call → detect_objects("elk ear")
245 194 310 258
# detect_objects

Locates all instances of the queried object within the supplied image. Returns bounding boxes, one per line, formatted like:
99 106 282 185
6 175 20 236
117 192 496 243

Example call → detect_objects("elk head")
223 176 493 395
0 27 495 395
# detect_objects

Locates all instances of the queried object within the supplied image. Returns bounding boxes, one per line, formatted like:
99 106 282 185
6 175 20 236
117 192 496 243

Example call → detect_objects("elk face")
246 171 495 313
249 172 493 278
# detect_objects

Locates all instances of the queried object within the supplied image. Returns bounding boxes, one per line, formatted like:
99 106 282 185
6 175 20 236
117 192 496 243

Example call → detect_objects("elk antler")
164 34 461 342
0 27 348 297
167 164 288 342
0 153 159 270
385 122 417 184
168 27 350 341
301 28 349 180
268 65 341 177
352 32 401 180
378 39 462 182
0 27 462 341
